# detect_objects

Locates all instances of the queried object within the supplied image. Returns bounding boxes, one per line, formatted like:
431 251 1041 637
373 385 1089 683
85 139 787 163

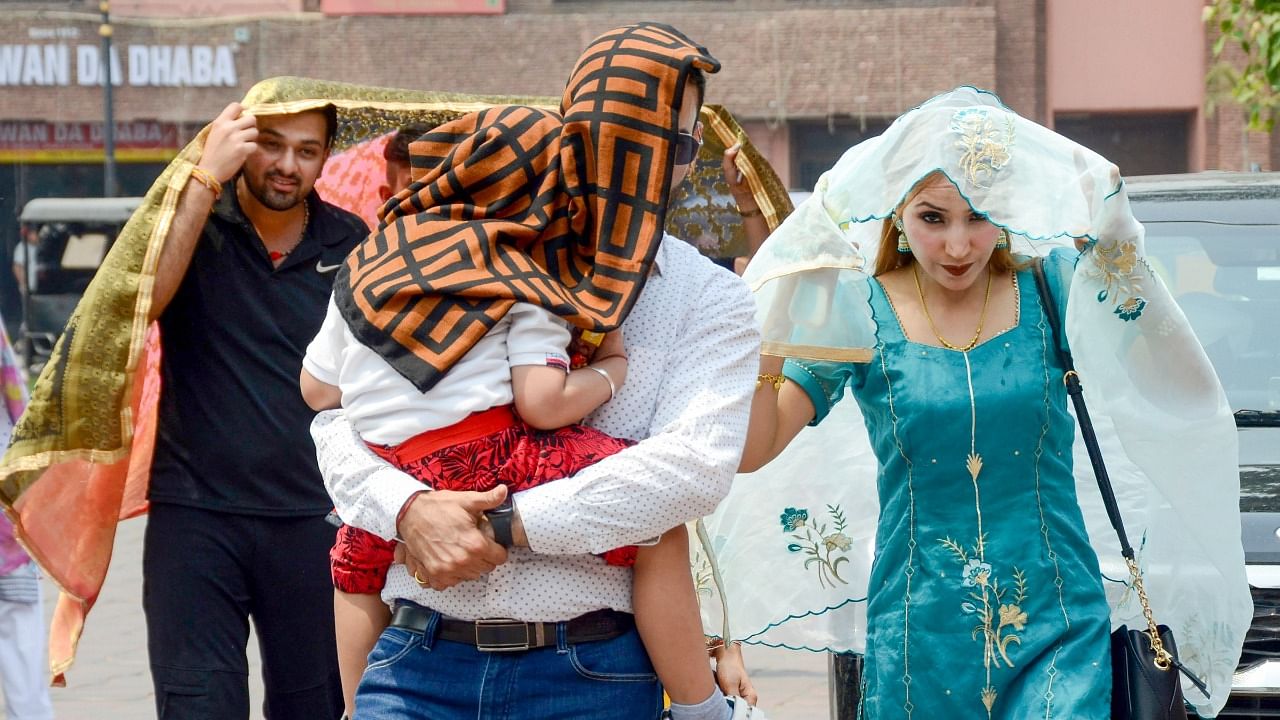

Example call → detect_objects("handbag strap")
1030 258 1209 696
1030 258 1133 556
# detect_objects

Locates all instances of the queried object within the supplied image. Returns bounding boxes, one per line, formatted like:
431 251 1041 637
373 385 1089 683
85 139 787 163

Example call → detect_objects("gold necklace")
255 202 309 263
912 263 993 352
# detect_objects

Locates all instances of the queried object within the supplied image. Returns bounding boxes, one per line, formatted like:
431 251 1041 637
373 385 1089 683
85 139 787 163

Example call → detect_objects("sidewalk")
39 516 831 719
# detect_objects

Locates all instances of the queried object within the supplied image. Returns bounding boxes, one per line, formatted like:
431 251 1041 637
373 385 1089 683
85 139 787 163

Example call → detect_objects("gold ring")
413 571 428 587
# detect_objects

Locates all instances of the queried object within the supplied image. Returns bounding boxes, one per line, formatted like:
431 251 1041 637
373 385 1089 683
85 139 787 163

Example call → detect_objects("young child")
301 298 739 720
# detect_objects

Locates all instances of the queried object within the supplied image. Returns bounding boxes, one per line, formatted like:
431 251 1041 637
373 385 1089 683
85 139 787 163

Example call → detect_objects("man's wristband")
394 490 426 541
485 496 516 548
189 165 223 200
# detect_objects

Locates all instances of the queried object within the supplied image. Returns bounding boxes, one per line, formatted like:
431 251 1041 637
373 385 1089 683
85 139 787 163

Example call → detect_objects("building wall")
0 4 1000 189
9 0 1273 175
112 0 304 15
1044 0 1273 173
994 0 1045 122
1202 34 1277 171
2 6 997 118
1047 0 1204 112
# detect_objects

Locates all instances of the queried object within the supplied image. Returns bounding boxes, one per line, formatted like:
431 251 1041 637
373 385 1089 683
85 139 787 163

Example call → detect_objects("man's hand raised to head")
149 102 260 322
395 486 509 591
199 102 258 183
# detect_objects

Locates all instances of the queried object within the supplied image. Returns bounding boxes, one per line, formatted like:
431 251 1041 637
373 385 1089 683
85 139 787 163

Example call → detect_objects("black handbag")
1030 258 1210 720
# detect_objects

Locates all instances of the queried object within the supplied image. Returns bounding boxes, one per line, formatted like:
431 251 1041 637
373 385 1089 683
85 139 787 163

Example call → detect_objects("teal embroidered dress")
784 254 1110 719
708 88 1248 717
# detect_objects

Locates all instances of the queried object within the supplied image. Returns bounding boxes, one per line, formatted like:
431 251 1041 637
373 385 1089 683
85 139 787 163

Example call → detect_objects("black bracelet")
485 496 516 548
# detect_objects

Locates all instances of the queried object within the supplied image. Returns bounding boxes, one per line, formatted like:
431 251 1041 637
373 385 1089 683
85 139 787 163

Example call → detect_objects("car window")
1137 213 1280 414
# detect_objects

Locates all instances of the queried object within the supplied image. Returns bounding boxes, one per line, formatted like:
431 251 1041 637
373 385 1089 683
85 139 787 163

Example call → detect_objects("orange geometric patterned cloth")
334 22 720 391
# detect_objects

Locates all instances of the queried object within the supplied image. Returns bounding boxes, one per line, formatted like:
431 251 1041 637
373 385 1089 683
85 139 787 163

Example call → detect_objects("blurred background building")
0 0 1271 322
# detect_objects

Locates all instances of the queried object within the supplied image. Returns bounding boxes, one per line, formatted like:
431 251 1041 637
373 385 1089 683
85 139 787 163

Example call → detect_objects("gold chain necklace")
912 263 993 352
253 202 309 263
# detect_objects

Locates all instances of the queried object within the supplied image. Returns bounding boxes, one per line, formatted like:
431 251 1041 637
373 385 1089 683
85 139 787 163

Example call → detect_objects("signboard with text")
0 120 181 162
0 39 238 88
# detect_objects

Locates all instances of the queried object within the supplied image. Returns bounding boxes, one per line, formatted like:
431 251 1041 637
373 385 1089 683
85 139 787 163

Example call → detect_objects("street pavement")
37 516 832 719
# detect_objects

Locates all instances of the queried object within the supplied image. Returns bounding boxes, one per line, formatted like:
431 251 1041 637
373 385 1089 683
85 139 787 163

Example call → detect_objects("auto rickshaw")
14 196 142 371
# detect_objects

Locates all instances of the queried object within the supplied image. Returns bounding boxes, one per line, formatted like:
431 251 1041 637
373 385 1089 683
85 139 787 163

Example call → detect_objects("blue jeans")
354 606 663 719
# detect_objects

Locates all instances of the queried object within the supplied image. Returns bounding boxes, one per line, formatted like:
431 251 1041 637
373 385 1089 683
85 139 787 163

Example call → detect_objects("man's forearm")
512 429 743 554
311 409 427 541
148 167 217 321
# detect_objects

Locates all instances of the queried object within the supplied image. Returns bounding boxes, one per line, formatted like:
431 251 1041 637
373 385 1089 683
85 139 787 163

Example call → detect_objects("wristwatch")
484 496 516 548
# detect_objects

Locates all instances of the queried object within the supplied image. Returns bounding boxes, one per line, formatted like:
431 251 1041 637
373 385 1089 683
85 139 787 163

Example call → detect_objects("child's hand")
712 641 758 706
596 329 626 361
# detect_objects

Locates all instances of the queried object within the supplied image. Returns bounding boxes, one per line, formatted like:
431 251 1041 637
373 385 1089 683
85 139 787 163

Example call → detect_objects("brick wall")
226 5 999 119
993 0 1044 122
112 0 304 15
2 5 997 125
1204 105 1273 171
1202 33 1275 170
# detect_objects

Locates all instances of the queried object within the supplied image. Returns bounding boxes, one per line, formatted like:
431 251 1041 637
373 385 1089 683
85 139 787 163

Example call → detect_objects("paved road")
37 517 832 719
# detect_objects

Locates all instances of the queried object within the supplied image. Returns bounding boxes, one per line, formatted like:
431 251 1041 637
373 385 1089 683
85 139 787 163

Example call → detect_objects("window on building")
791 116 890 191
1053 112 1192 177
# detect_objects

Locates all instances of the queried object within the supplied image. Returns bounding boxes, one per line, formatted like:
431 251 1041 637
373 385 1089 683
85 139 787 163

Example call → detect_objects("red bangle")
395 490 426 537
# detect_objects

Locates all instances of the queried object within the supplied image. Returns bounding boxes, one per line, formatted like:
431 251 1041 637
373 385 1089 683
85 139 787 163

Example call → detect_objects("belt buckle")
474 618 532 652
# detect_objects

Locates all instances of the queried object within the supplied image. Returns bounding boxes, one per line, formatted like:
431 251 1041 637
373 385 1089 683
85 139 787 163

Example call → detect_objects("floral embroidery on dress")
781 505 852 589
1087 237 1148 321
1114 296 1147 321
941 534 1032 715
950 108 1015 189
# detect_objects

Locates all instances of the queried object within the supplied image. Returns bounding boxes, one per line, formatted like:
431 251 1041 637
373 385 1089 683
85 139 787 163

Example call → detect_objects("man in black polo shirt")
142 101 366 720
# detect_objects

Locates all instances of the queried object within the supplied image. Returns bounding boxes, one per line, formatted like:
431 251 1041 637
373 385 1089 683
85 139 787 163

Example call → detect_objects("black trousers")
143 503 343 720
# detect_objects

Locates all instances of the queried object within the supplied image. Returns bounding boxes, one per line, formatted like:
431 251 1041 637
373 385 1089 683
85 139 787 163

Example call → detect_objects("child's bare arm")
334 589 391 716
511 354 627 430
300 367 342 411
633 526 719 706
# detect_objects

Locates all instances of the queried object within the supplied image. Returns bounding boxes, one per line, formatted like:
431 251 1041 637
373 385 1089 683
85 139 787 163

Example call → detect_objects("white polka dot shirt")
311 235 761 622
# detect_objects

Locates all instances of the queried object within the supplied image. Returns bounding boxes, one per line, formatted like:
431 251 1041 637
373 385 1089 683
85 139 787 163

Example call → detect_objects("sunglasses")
674 126 703 166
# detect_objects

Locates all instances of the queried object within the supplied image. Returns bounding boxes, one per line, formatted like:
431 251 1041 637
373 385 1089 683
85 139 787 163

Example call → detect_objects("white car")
1129 171 1280 719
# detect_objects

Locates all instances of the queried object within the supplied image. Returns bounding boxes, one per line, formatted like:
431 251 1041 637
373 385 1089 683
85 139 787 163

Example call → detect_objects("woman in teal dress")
703 88 1249 718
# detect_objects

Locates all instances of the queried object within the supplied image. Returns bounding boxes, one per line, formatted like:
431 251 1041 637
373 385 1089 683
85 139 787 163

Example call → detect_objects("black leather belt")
390 602 635 653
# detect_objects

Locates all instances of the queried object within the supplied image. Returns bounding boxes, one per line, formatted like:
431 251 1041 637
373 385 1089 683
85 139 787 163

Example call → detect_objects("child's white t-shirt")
304 296 571 445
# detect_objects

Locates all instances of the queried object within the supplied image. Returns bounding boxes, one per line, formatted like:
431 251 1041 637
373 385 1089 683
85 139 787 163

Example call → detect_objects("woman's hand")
722 139 769 270
712 641 759 706
722 141 757 212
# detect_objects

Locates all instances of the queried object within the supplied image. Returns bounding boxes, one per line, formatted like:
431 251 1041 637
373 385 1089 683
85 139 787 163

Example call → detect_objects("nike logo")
316 260 342 274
